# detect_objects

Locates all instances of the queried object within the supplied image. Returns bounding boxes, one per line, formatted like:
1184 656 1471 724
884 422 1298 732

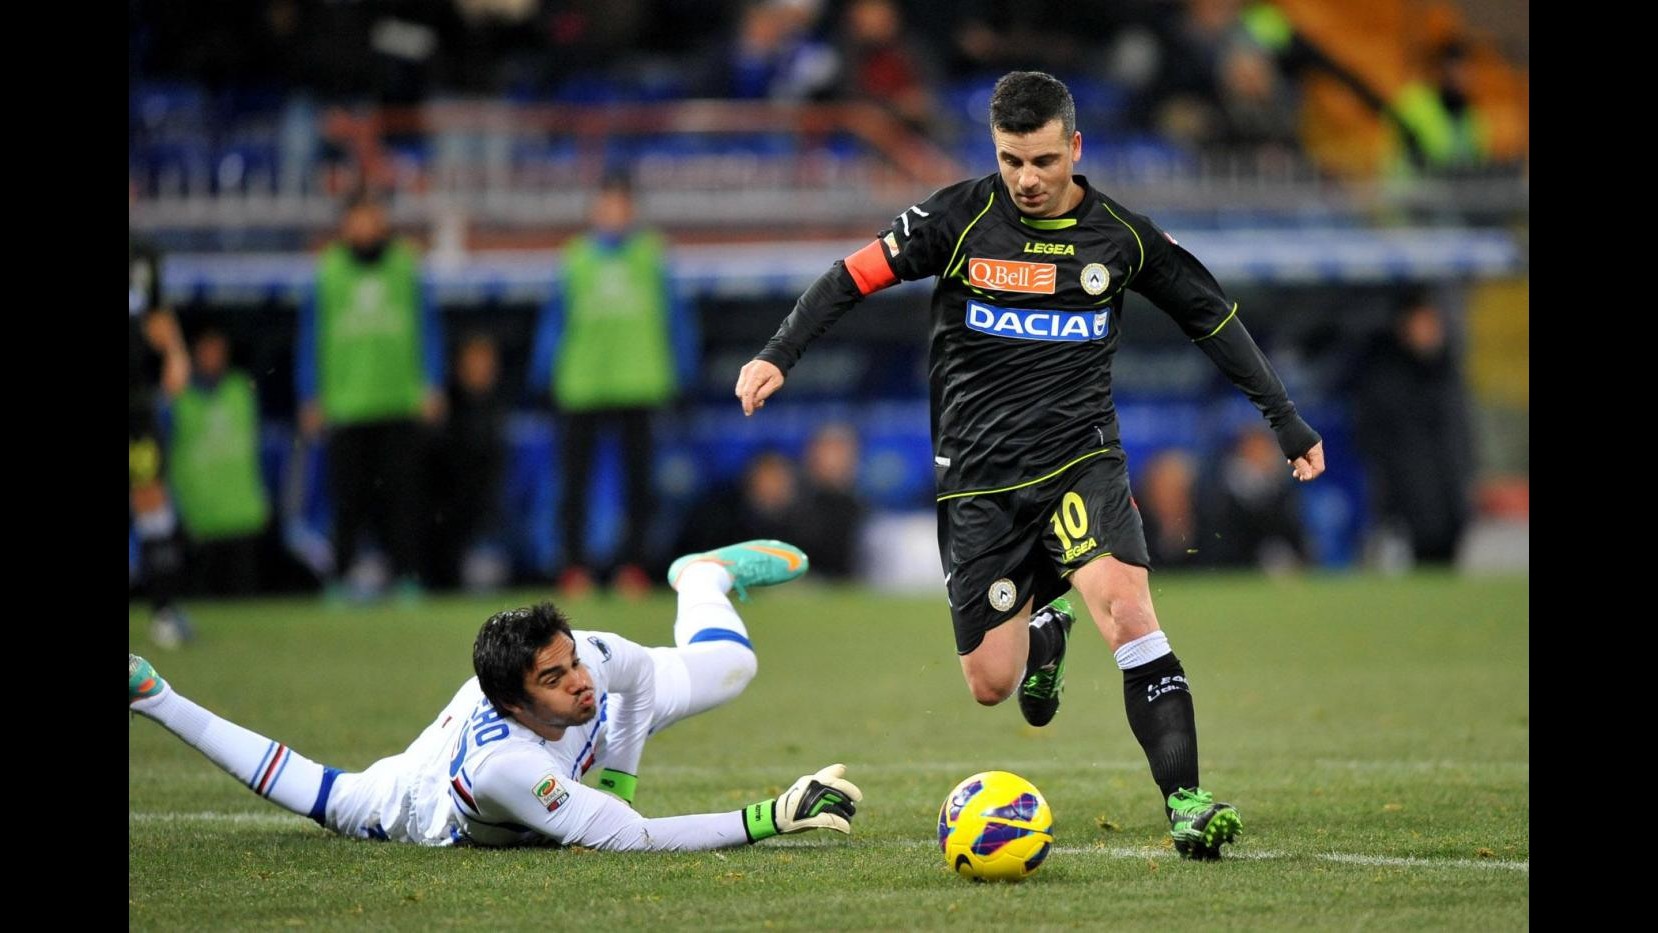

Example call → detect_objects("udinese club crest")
988 578 1018 612
1081 263 1110 296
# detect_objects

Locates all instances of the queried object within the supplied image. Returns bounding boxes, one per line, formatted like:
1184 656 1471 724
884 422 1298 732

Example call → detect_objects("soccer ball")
937 770 1054 881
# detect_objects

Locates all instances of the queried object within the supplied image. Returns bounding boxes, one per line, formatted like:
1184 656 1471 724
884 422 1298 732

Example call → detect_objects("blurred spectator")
1235 1 1409 159
432 332 509 592
796 423 867 579
1389 38 1492 176
130 223 194 647
447 0 546 94
719 0 839 101
675 450 806 557
1352 290 1476 566
1199 427 1309 572
1143 0 1300 156
1137 448 1203 569
941 0 1115 80
167 327 272 596
836 0 941 135
297 189 445 601
1212 40 1299 154
529 168 696 597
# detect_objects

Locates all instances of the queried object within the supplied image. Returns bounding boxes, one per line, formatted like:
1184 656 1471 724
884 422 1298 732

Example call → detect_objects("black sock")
1025 605 1065 670
1121 652 1199 815
140 533 186 613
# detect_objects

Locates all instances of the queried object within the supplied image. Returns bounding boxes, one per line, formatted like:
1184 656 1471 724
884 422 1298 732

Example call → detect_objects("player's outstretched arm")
477 755 863 852
1123 208 1325 480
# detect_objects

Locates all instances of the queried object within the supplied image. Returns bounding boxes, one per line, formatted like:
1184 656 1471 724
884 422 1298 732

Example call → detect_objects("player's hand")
774 763 862 834
142 310 184 353
735 359 785 416
1290 440 1325 482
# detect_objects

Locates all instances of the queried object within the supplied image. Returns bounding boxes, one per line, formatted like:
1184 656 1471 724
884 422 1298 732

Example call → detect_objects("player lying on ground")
129 540 861 850
736 71 1327 859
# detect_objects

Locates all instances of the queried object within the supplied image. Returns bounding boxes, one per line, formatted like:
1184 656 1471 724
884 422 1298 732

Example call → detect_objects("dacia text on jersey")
965 300 1111 342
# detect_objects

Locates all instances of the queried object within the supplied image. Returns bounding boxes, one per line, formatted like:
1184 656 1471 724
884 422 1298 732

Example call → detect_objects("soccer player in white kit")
129 540 863 850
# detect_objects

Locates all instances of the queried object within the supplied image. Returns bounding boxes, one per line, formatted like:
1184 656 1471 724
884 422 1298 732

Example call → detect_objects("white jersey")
326 629 750 852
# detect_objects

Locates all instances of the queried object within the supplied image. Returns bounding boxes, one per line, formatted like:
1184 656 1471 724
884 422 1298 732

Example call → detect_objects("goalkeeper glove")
743 763 862 842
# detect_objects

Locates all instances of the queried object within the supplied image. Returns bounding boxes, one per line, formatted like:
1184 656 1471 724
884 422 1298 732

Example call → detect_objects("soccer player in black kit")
736 72 1326 859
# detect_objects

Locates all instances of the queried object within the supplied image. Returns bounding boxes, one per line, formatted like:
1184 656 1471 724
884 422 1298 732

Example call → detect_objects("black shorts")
936 447 1150 655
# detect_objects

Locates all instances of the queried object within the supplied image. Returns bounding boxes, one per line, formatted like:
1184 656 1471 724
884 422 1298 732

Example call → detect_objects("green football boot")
667 539 809 602
129 654 168 705
1168 787 1242 860
1017 597 1075 727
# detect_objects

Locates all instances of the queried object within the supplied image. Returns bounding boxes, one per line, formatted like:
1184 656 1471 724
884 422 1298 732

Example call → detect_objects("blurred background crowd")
128 0 1528 628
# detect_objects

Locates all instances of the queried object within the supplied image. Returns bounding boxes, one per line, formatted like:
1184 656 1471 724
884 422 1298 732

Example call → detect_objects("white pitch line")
639 760 1150 777
1310 759 1530 776
1054 845 1528 873
129 811 310 829
627 759 1529 778
128 813 1528 871
130 760 1529 780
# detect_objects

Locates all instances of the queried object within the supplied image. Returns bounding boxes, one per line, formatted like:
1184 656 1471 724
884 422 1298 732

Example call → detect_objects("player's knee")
966 675 1015 706
727 648 758 693
1108 596 1158 639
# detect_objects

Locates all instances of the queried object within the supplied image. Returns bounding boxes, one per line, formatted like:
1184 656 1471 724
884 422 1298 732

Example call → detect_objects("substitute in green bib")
297 190 446 600
529 168 698 598
167 327 270 595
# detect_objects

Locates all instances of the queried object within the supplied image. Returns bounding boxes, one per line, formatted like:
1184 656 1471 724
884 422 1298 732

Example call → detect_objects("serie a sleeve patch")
534 773 570 812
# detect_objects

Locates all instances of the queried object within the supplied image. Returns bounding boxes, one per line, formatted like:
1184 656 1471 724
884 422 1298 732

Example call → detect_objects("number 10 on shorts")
1050 492 1098 563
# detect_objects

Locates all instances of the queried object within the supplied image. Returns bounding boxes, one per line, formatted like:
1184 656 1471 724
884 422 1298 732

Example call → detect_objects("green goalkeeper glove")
743 763 862 842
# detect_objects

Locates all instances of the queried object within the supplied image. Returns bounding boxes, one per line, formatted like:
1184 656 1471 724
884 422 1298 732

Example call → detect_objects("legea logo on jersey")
965 300 1110 342
968 258 1056 295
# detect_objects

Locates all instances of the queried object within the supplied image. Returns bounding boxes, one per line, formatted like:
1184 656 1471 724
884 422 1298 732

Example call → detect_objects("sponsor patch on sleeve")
534 774 570 812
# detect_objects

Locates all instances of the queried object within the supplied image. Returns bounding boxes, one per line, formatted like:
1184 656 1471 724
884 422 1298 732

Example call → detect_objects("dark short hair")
473 602 575 714
989 71 1076 138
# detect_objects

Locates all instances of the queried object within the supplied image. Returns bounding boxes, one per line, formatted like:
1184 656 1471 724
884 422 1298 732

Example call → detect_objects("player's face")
510 633 597 732
991 119 1082 218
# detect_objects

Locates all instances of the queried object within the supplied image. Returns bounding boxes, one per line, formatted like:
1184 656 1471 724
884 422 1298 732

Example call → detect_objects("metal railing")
129 99 1528 240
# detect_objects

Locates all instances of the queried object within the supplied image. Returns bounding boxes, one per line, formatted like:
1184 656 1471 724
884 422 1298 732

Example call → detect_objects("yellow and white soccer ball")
937 770 1054 881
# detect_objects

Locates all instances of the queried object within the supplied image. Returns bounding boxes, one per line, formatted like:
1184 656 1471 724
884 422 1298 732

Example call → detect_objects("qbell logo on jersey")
965 300 1110 342
968 257 1056 295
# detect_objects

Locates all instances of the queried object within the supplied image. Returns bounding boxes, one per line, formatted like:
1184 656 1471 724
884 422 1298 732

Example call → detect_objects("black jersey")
757 172 1307 497
885 173 1292 495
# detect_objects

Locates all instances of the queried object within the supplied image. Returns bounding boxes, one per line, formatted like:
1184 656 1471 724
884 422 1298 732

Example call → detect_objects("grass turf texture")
130 572 1528 929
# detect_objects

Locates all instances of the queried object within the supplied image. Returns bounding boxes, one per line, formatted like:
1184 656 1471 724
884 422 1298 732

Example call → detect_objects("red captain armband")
844 240 899 296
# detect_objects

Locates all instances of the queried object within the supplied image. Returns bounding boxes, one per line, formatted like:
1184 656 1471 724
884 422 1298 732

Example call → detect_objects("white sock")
132 688 335 822
1113 630 1172 670
672 562 748 649
672 560 734 595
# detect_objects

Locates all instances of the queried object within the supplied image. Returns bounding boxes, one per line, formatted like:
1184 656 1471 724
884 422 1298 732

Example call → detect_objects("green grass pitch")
129 572 1528 929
